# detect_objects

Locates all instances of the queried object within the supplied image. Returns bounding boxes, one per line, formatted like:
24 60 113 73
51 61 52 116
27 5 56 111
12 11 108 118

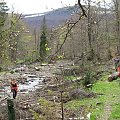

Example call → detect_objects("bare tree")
113 0 120 53
49 0 87 58
103 0 112 60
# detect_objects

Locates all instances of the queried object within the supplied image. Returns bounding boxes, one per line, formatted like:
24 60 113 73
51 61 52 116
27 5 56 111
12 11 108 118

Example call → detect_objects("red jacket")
11 82 18 91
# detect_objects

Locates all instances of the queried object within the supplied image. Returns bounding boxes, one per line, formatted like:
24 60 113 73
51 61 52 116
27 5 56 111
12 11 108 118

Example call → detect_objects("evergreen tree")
39 31 47 61
0 0 9 64
39 16 48 62
0 0 8 28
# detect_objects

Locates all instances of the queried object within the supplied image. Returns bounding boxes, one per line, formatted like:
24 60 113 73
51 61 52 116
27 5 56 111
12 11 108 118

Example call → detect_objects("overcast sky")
5 0 77 14
5 0 111 14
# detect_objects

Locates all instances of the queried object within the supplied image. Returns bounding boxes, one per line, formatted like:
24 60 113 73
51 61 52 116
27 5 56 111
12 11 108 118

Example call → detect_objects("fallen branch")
0 97 7 102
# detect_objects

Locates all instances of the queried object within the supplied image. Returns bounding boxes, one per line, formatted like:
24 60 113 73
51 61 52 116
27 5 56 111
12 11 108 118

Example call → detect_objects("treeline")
48 0 120 63
0 0 37 69
0 0 120 69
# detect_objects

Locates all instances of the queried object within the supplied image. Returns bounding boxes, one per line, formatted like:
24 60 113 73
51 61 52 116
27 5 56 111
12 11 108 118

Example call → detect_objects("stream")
0 74 44 98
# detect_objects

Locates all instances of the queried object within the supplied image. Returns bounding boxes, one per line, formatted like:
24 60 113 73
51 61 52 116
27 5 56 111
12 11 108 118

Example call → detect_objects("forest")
0 0 120 120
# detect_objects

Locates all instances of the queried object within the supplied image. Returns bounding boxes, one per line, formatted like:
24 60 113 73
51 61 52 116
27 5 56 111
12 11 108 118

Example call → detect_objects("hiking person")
10 79 18 99
108 53 120 82
113 53 120 72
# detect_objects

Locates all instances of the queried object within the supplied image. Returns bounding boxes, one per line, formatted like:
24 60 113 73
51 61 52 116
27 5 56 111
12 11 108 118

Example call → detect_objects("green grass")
110 103 120 119
65 75 120 120
0 71 8 75
65 75 77 81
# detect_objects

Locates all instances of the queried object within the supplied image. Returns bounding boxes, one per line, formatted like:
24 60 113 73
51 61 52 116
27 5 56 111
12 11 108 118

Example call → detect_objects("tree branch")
49 0 87 59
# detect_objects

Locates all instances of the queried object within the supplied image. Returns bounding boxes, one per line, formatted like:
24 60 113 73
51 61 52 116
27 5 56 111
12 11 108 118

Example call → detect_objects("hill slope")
22 6 79 30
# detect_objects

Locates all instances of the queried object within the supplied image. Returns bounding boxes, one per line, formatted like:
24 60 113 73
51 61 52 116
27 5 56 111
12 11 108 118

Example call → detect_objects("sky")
5 0 111 14
5 0 77 14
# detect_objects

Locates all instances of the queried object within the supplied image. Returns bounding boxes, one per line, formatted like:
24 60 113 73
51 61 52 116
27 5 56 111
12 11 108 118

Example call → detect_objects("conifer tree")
39 16 48 62
0 0 8 28
0 0 9 64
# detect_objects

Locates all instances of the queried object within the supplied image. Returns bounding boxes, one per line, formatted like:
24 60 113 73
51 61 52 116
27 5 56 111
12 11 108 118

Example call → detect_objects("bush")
0 67 2 72
82 71 96 88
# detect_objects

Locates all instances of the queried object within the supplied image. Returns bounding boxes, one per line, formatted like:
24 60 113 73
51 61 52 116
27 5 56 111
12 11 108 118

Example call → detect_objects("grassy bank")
65 75 120 120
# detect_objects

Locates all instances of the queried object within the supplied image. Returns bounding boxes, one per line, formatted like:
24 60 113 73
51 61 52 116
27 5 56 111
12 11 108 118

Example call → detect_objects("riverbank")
0 60 120 120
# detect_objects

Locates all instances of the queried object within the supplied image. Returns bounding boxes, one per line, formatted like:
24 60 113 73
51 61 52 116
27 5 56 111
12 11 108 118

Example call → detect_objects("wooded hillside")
0 0 120 120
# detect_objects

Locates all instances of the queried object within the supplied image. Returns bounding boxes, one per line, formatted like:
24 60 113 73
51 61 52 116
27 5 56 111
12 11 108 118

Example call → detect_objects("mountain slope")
22 6 79 30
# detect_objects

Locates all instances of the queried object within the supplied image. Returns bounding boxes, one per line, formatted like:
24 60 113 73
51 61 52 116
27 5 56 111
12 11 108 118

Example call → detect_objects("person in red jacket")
10 79 18 99
113 53 120 72
108 53 120 82
113 53 120 76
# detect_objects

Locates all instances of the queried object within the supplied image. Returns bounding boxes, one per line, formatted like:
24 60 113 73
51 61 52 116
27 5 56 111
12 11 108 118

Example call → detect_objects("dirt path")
100 101 112 120
99 81 120 120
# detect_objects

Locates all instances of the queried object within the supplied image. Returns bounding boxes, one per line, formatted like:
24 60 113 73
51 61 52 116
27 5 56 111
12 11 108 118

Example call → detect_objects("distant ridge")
22 6 79 30
22 12 49 18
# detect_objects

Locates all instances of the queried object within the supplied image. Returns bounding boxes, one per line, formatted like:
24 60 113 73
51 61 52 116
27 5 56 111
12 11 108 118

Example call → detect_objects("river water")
0 76 44 98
